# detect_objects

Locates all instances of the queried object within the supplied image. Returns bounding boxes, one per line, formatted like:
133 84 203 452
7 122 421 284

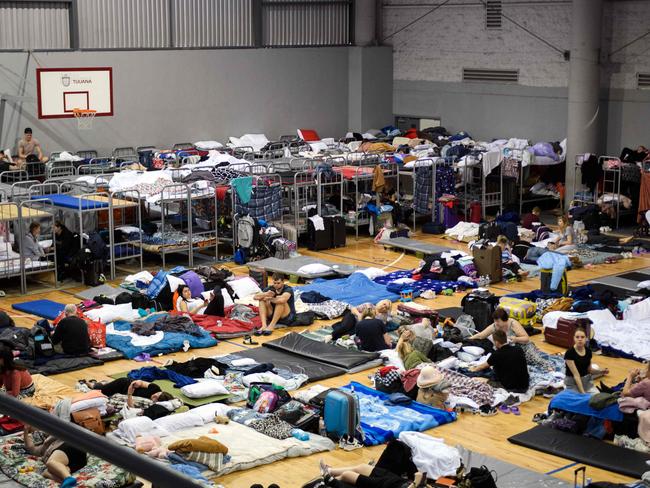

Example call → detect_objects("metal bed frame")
571 154 598 208
600 155 637 229
518 155 561 214
0 199 57 293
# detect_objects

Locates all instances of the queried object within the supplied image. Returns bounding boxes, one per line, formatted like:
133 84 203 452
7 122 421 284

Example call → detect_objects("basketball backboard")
36 67 113 119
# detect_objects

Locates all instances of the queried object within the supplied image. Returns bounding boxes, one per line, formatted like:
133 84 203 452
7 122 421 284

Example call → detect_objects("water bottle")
291 428 310 441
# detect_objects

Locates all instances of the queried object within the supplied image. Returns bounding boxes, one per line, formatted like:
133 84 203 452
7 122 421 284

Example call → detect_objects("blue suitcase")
323 389 360 439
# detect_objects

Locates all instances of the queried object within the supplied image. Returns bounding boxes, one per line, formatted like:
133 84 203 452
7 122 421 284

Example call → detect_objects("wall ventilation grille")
462 68 519 83
486 0 502 29
638 73 650 89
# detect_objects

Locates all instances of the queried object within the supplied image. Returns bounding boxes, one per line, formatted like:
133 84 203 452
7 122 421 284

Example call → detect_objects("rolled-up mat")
508 425 650 477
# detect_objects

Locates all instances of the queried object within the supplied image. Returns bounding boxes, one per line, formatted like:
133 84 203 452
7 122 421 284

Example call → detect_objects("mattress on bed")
160 418 335 478
31 193 110 210
0 434 135 488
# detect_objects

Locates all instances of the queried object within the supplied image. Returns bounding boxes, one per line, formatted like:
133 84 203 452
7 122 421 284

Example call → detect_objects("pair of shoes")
338 435 363 451
498 404 520 415
243 335 258 345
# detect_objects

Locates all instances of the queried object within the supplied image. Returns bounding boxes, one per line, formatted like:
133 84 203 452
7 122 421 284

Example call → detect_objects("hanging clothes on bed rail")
234 177 282 221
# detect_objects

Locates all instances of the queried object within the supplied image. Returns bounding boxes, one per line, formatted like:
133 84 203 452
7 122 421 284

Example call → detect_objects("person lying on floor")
355 307 392 352
622 364 650 402
396 330 430 370
318 459 427 488
254 273 296 335
175 285 206 314
496 235 529 280
0 346 34 398
469 308 552 371
52 305 91 356
564 326 608 394
91 377 172 404
23 424 86 488
469 329 530 393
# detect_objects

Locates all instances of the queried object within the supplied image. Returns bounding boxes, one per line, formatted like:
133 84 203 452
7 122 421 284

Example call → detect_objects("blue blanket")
298 273 399 307
549 390 623 421
107 315 217 359
341 382 456 445
373 270 475 295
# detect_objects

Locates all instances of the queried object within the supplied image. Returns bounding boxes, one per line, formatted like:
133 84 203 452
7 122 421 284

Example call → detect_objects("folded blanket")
168 436 228 454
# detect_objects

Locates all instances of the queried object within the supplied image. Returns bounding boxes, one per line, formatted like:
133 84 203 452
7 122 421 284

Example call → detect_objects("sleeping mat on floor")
229 346 344 382
31 193 109 210
21 355 104 376
342 382 456 445
264 333 380 372
383 237 453 255
508 425 650 477
12 300 65 320
298 272 399 307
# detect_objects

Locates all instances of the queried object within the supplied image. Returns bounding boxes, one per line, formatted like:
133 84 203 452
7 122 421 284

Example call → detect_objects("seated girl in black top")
355 308 392 352
564 326 608 394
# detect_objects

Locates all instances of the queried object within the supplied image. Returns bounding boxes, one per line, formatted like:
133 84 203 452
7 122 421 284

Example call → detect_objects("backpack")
253 390 279 413
30 324 54 358
246 383 291 411
71 408 105 434
236 214 260 250
459 465 498 488
534 226 552 242
323 389 362 441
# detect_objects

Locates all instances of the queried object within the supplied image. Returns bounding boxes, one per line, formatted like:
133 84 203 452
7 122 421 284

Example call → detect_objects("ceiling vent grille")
486 0 503 29
462 68 519 83
638 73 650 89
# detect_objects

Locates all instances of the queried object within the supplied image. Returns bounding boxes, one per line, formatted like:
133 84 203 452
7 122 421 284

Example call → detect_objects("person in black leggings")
319 460 427 488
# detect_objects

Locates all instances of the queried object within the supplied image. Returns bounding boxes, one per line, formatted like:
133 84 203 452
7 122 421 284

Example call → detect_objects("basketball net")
73 108 96 130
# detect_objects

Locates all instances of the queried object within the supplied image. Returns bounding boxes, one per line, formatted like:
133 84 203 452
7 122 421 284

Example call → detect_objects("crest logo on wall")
61 74 70 87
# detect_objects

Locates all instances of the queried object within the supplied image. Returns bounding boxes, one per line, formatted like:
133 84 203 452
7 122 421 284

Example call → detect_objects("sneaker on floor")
60 477 77 488
478 405 497 417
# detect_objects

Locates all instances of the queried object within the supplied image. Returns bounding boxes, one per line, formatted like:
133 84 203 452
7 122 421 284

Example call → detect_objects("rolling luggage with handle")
544 317 591 348
324 389 360 440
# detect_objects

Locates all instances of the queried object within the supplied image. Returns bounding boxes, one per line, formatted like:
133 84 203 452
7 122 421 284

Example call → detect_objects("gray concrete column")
565 0 603 204
354 0 377 46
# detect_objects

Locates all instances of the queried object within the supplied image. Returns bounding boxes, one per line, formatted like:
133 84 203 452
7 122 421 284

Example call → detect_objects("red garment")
521 213 540 229
379 366 398 377
186 305 262 338
404 128 418 139
401 368 421 392
216 186 228 201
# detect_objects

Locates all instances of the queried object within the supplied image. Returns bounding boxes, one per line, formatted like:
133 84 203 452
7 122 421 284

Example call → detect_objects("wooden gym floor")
1 232 647 488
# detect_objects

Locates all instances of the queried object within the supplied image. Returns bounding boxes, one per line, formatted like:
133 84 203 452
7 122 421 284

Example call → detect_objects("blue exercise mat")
32 193 109 210
12 299 65 320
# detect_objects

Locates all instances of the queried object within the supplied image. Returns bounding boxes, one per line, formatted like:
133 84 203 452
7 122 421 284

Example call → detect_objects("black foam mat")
617 271 650 282
508 425 650 477
588 282 637 298
231 346 345 382
436 307 464 320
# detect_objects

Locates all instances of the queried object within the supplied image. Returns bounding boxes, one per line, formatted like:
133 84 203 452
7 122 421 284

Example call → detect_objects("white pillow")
356 267 388 280
229 277 262 299
85 303 138 324
191 403 234 423
70 397 108 413
117 417 170 444
154 411 204 432
116 226 141 235
180 380 229 399
461 346 485 357
296 263 332 275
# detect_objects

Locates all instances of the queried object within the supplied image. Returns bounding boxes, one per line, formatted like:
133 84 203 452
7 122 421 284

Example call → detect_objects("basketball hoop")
73 108 96 130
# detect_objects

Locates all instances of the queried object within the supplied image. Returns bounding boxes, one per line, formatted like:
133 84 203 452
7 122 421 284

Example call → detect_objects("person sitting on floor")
622 364 650 401
469 308 552 371
375 299 399 331
553 215 576 254
175 284 206 314
23 222 46 262
51 305 91 356
355 307 392 352
0 346 34 398
564 326 607 394
254 273 296 335
396 330 430 370
522 206 543 230
23 424 86 488
470 329 529 393
318 459 427 488
496 235 529 280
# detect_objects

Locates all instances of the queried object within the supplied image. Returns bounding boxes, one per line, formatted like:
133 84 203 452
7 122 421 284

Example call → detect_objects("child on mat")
496 235 529 280
522 206 543 230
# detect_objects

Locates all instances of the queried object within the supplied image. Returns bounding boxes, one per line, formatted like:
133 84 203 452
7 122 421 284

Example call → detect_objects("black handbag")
463 465 497 488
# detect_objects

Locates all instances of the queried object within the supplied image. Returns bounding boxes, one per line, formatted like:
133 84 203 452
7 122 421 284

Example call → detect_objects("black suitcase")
307 218 332 251
461 292 497 331
327 216 346 248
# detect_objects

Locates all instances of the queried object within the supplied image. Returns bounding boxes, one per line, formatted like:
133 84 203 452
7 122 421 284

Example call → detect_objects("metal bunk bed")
600 155 638 229
455 151 503 219
28 182 140 281
0 199 57 293
336 155 399 239
518 152 562 214
571 154 598 208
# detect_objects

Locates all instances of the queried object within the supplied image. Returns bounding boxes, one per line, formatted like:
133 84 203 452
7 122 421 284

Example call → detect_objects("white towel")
309 215 325 231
